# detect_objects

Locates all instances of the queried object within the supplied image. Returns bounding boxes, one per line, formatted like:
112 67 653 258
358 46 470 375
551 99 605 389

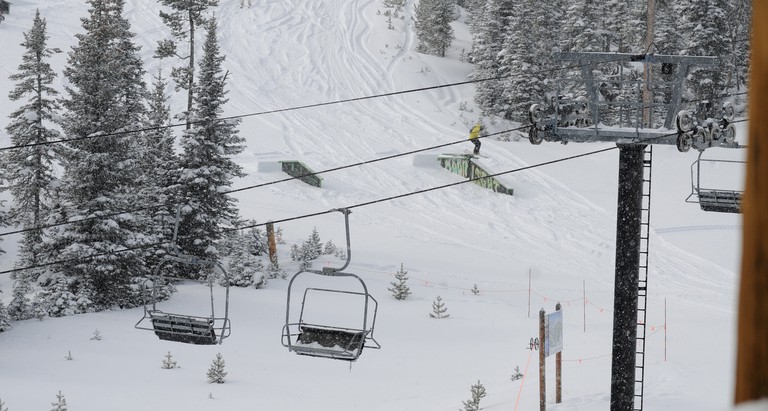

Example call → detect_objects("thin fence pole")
528 269 532 318
583 280 586 333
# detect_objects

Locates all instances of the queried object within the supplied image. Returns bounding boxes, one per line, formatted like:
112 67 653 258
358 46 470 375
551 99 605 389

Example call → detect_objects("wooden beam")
735 0 768 403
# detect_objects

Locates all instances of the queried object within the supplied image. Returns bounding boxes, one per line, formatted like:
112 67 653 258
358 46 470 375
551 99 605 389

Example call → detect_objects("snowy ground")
0 0 747 410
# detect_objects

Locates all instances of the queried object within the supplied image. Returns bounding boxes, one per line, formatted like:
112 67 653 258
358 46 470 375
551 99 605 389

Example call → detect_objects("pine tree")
0 291 11 332
50 390 67 411
162 351 178 369
498 0 539 122
206 352 227 383
430 295 449 319
0 397 8 411
471 283 480 295
155 0 219 129
223 230 265 288
677 0 731 101
461 380 487 411
471 0 515 116
3 9 61 272
388 263 411 300
510 365 523 381
140 68 179 264
176 17 245 273
53 0 150 309
415 0 456 57
7 269 33 320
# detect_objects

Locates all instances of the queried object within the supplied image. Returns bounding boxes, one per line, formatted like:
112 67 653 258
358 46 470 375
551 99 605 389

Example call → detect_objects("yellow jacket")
469 123 483 140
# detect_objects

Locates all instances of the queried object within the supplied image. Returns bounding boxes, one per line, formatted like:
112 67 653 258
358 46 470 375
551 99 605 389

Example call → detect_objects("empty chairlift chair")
687 150 745 214
281 209 380 361
135 254 232 345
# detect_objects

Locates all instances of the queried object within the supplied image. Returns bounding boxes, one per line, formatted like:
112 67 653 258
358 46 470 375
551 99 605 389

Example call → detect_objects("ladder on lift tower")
634 146 653 411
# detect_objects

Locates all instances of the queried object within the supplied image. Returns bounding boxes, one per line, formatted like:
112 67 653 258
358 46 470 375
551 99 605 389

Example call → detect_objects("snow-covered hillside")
0 0 746 410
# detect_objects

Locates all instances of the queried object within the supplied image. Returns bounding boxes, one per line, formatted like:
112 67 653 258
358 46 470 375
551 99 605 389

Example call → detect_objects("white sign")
544 310 563 357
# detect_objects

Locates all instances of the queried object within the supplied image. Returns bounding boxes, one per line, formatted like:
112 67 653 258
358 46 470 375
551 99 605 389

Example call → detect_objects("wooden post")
735 1 768 402
266 222 278 266
556 302 562 404
539 308 546 411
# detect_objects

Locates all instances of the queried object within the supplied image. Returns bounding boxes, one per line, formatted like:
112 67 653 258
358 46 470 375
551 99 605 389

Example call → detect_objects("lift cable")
0 142 624 276
0 127 522 239
0 58 744 153
0 64 581 153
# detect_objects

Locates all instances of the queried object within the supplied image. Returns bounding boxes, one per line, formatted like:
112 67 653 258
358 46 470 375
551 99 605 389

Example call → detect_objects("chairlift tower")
528 52 738 411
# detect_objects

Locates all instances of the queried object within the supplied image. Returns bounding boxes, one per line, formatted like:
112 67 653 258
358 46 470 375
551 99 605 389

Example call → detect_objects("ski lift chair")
135 254 232 345
281 209 380 361
687 151 745 214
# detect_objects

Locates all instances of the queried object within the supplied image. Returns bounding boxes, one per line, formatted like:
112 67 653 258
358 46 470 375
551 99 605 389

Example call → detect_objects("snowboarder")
469 123 485 155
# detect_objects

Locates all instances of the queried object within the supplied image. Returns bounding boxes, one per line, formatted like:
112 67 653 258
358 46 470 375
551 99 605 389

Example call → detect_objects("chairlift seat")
298 325 366 349
698 189 742 213
150 312 216 345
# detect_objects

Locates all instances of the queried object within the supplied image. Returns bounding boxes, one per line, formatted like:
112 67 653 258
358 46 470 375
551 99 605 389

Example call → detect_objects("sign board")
544 310 563 357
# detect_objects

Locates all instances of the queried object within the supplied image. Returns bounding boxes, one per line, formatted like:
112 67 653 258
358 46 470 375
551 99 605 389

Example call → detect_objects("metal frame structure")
528 52 738 151
135 208 232 345
527 52 740 411
281 209 380 362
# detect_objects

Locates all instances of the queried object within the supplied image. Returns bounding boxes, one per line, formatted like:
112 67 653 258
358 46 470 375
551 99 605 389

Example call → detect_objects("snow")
0 0 749 410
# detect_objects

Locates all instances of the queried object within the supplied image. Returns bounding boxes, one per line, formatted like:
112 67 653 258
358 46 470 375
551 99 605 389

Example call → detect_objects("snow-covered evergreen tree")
677 0 731 101
471 0 515 117
222 229 265 288
3 9 61 272
176 17 245 275
498 0 540 121
430 295 449 318
162 351 178 369
415 0 456 57
388 263 411 300
7 270 33 320
137 69 179 268
50 390 67 411
206 352 227 383
53 0 150 310
156 0 218 128
0 291 11 332
562 0 607 53
461 380 486 411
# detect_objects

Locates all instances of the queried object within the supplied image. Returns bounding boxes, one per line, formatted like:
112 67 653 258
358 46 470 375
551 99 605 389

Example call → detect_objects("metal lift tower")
528 52 739 411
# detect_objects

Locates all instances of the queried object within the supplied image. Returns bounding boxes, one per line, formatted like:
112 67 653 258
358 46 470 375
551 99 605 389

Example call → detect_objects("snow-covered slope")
0 0 745 410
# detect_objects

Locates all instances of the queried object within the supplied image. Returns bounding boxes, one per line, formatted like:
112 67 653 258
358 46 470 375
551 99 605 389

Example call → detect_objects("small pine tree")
305 227 322 260
430 296 449 319
162 351 178 369
206 352 227 383
388 263 411 300
90 329 102 340
0 397 8 411
471 284 480 295
64 351 73 361
461 380 486 411
322 239 336 255
50 390 67 411
510 366 523 381
266 261 286 280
